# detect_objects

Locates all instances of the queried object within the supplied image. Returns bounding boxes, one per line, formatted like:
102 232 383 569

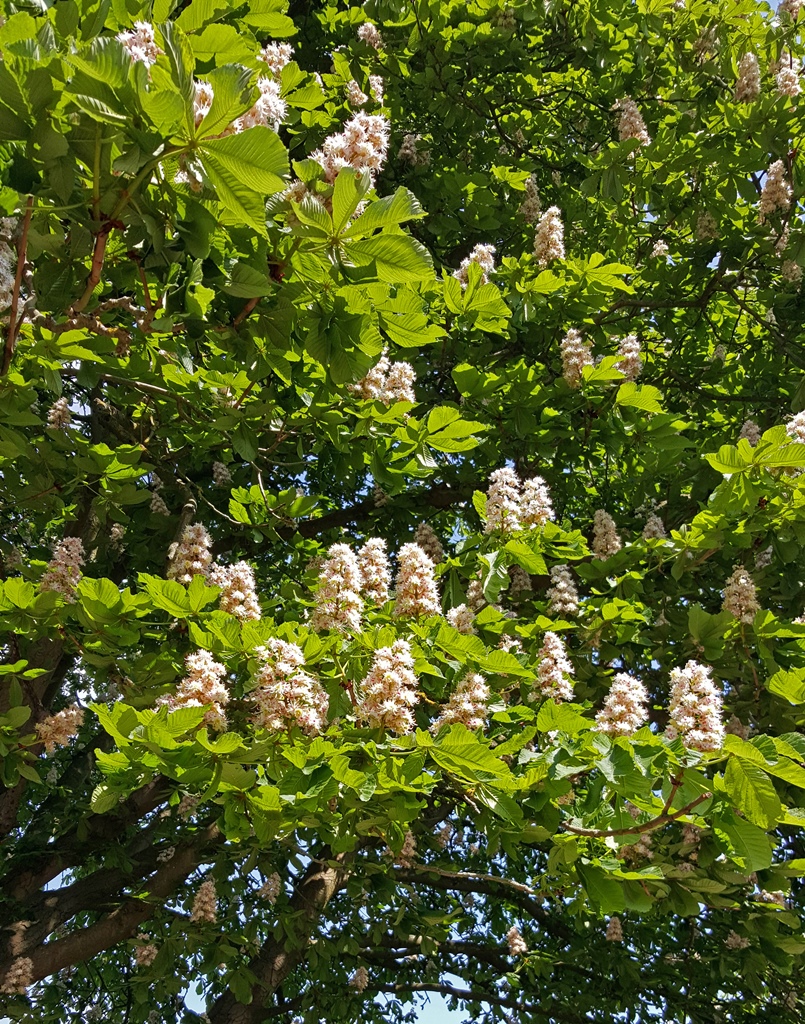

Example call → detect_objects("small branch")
561 793 710 838
233 296 260 327
2 196 34 375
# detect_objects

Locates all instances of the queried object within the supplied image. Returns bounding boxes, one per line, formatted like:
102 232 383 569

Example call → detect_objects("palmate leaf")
341 234 434 283
200 126 288 233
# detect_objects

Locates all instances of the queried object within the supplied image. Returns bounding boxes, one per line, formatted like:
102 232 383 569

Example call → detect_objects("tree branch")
2 196 34 375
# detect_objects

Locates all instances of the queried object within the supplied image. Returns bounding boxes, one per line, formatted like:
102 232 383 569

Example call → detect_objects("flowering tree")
3 0 805 1021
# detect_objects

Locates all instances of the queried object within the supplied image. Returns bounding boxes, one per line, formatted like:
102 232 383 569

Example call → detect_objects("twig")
2 196 34 375
561 793 710 838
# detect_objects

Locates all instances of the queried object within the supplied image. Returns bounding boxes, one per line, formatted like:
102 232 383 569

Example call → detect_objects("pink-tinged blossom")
506 925 528 956
739 420 762 446
310 112 390 184
725 930 750 950
734 53 761 102
190 878 217 923
369 75 384 103
592 510 621 559
533 632 575 702
595 673 649 736
150 491 169 516
722 565 760 623
395 830 417 867
520 475 554 528
398 133 430 166
258 42 294 77
47 397 71 429
350 354 416 404
135 937 159 968
357 22 384 49
159 651 229 731
779 0 803 17
430 672 489 733
358 538 391 604
209 561 261 621
614 96 651 146
616 334 642 380
117 21 163 67
485 467 522 534
782 260 803 284
696 211 719 240
311 543 364 632
667 660 724 751
258 872 282 903
546 565 579 617
41 537 84 602
758 160 792 223
533 206 565 265
642 513 666 540
414 522 444 563
519 174 541 222
168 524 212 585
36 704 85 753
250 637 329 736
560 329 593 388
509 565 532 592
446 603 475 633
394 543 440 617
357 639 419 733
454 243 496 287
777 60 801 97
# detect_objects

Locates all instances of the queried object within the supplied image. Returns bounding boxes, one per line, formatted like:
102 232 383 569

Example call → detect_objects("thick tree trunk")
209 850 352 1024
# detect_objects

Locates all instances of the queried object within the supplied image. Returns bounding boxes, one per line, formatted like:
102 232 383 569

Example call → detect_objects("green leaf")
724 757 781 829
139 574 191 618
767 667 805 704
341 234 434 283
331 168 372 235
704 445 751 475
423 724 510 783
504 540 547 575
576 863 626 913
343 187 425 237
536 700 590 735
200 127 289 233
616 382 664 414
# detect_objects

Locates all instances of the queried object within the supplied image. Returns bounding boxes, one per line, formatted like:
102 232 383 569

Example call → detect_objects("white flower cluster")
357 639 419 733
722 565 760 623
485 466 554 533
258 43 294 77
235 77 286 133
414 522 444 563
357 22 384 49
454 243 496 287
509 565 532 593
696 211 719 241
651 239 669 258
47 397 71 430
595 673 649 737
519 174 541 222
614 96 651 146
642 513 666 540
36 704 85 753
615 334 642 380
191 878 217 924
546 565 579 617
349 352 416 404
430 672 489 733
533 631 575 702
758 160 792 223
310 112 390 185
311 543 364 631
41 537 84 602
346 80 369 107
394 542 441 617
560 328 593 388
779 0 803 16
0 221 16 311
212 461 231 487
592 510 621 559
506 926 528 956
605 916 623 942
446 603 475 633
533 206 565 265
209 561 261 621
398 133 430 166
258 871 282 903
734 53 761 102
135 937 159 968
786 410 805 442
151 491 169 516
1 957 34 994
395 830 417 867
250 638 329 736
667 660 724 751
193 80 214 128
358 537 391 604
117 21 163 67
725 930 750 950
167 524 212 586
369 75 384 104
350 966 370 991
782 259 803 284
738 419 762 446
159 651 229 731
